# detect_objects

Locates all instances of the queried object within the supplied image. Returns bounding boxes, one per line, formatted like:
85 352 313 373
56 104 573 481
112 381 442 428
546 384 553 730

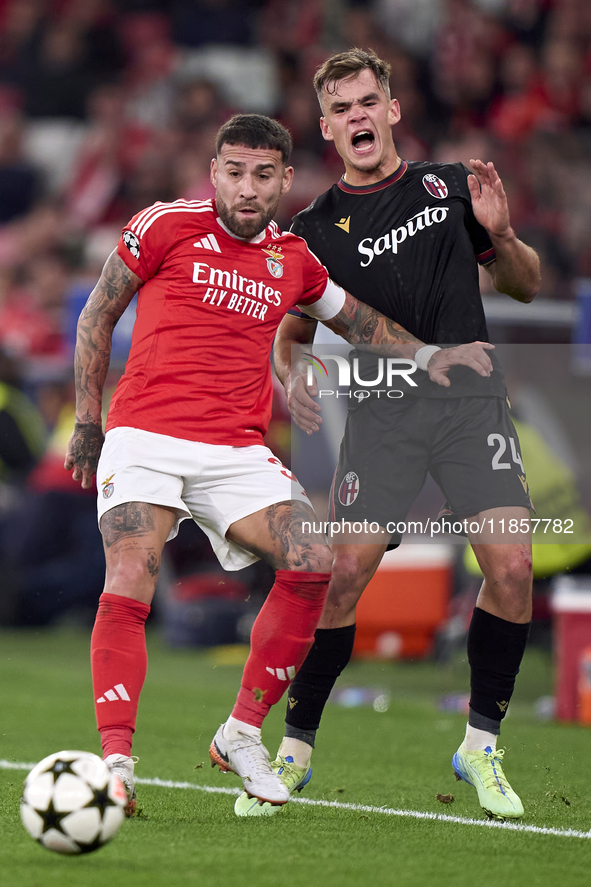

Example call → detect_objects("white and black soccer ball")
20 750 127 855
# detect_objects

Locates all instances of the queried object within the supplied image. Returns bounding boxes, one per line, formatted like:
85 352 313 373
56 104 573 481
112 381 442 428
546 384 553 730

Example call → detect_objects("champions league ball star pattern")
20 750 127 855
122 230 140 260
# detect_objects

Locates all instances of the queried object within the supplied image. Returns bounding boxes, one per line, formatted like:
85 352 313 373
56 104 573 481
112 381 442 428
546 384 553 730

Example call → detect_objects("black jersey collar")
337 160 408 194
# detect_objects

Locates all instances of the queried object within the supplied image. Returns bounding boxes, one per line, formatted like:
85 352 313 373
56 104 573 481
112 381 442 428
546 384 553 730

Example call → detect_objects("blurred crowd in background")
0 0 589 633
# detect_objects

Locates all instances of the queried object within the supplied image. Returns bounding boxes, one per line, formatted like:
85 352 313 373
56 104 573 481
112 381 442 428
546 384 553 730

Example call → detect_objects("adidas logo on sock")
265 666 296 681
193 233 221 252
96 683 131 703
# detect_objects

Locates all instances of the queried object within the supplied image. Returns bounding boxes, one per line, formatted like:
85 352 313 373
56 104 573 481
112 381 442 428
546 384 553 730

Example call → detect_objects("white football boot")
209 723 289 806
105 754 138 817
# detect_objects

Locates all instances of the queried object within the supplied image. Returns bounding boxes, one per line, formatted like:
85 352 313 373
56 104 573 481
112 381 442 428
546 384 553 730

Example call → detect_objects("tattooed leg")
91 496 174 760
227 500 333 573
100 501 177 604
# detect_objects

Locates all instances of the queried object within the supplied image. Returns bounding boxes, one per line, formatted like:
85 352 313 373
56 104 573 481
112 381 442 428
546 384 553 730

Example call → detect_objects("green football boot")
234 755 312 817
452 742 524 821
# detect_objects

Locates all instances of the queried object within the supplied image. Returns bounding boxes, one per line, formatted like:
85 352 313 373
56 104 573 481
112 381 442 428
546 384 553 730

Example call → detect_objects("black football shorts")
329 395 532 542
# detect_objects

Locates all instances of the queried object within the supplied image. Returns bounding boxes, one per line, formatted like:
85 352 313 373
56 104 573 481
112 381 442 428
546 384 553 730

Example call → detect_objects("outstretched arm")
64 251 141 488
468 159 541 303
323 291 494 385
274 292 495 434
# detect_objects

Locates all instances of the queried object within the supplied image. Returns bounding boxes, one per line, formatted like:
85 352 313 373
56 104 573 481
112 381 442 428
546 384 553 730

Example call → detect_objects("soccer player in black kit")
234 49 541 821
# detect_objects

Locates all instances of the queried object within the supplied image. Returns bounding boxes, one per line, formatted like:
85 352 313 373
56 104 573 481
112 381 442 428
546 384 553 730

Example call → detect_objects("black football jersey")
291 160 505 398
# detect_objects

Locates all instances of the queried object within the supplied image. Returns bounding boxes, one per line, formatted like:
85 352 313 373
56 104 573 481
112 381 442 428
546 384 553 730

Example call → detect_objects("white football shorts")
96 426 311 570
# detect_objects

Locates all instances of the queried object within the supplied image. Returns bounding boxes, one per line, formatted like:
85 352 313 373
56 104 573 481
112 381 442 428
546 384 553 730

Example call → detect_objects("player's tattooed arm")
65 250 142 488
324 290 420 355
324 292 495 383
272 296 420 434
74 250 141 423
275 293 496 436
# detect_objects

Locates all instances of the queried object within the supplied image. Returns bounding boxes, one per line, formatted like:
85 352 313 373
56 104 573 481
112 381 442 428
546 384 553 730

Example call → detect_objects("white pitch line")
3 760 590 841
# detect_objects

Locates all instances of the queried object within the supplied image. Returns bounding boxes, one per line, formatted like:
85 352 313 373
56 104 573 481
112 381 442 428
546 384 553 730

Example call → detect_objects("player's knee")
485 548 532 595
505 548 532 590
332 551 372 589
105 554 159 596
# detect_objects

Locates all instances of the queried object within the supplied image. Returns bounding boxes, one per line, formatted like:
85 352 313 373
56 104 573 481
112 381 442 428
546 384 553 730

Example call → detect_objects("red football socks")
232 570 331 728
91 593 151 758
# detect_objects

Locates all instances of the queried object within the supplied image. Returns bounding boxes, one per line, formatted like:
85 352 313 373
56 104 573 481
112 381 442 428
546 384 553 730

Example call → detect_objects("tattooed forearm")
325 291 421 353
74 251 141 422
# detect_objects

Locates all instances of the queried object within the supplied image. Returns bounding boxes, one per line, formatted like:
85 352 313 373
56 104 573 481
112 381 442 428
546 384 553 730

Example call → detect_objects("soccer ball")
20 750 127 854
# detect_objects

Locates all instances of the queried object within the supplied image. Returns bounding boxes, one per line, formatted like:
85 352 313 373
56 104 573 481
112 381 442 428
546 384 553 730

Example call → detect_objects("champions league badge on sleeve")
422 174 448 199
122 230 140 260
262 246 284 279
338 471 360 506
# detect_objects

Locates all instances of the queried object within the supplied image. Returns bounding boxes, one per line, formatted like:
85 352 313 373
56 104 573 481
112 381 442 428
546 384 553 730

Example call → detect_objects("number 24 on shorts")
487 433 523 471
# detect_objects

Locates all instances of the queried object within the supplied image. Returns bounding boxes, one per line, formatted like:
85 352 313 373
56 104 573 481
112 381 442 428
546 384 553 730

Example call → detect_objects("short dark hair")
313 48 391 109
215 114 293 164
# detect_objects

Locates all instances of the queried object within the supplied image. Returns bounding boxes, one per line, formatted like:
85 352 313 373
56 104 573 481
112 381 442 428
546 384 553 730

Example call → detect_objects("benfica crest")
101 473 115 499
263 245 284 278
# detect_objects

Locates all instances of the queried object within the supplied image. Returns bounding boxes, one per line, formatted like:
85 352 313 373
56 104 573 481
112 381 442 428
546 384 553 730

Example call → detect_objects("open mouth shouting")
351 129 376 155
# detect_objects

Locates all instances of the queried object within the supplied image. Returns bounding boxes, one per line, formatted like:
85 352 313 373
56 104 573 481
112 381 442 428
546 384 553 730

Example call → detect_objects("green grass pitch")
1 627 590 887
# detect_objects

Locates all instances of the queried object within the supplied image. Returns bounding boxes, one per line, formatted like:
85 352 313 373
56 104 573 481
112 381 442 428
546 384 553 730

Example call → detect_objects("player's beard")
216 196 277 240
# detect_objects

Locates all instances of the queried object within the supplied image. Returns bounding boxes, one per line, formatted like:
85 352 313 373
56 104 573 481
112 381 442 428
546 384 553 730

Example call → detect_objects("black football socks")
284 624 357 747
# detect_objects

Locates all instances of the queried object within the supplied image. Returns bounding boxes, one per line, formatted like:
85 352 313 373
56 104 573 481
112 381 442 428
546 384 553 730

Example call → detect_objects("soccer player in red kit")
65 114 495 815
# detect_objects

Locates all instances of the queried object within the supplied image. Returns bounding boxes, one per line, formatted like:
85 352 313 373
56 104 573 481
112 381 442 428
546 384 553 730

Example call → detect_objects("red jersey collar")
337 160 408 194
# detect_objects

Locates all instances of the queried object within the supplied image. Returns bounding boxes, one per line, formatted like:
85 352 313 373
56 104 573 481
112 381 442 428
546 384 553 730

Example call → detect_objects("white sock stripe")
276 668 286 681
114 683 130 701
104 689 118 701
287 666 296 680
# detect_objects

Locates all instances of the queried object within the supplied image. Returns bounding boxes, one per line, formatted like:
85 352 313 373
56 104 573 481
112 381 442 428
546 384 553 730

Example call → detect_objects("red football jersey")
106 199 331 445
